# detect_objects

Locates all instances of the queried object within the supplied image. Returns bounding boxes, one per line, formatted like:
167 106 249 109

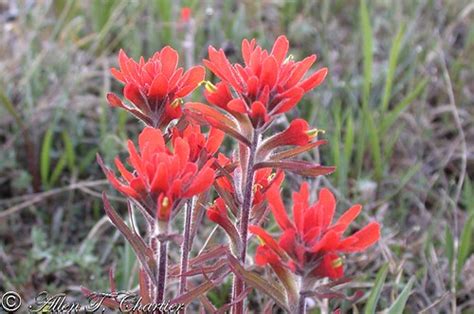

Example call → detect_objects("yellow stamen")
306 128 325 138
332 257 343 268
161 196 170 208
256 236 265 245
267 172 276 181
170 98 183 108
201 80 217 93
253 183 263 192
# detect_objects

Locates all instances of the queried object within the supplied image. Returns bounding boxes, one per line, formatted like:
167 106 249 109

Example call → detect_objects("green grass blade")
462 176 473 214
360 0 373 109
79 148 99 174
381 24 406 115
387 276 415 314
154 0 173 45
381 78 428 135
445 227 454 273
49 154 68 187
364 263 389 314
457 214 474 274
61 131 76 172
356 0 373 178
40 127 54 188
343 111 355 161
0 87 23 127
364 107 383 180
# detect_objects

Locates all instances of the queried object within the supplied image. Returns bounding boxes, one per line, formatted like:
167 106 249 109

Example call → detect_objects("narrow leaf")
102 193 157 285
40 127 54 187
62 131 76 171
227 254 289 312
49 153 68 186
457 214 474 273
269 140 327 161
381 24 406 114
255 160 335 177
364 263 389 314
381 79 428 135
386 276 415 314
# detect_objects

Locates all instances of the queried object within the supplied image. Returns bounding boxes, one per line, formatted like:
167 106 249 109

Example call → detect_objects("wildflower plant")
84 34 381 313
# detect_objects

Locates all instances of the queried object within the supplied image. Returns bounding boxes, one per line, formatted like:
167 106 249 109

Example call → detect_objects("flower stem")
178 200 193 300
297 276 308 314
297 292 307 314
233 130 259 313
156 238 168 304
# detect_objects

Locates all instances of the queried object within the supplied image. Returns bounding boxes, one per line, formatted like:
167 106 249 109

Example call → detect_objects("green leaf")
445 227 454 271
79 148 99 174
364 263 389 314
61 131 75 171
381 24 406 114
457 214 474 273
359 0 373 109
0 86 22 127
49 154 68 187
102 194 157 286
344 112 355 163
364 107 383 180
386 276 415 314
381 79 428 135
40 127 54 188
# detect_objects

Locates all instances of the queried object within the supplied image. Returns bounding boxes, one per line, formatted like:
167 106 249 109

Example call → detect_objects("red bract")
98 127 215 222
249 183 380 279
180 7 191 23
203 35 328 128
107 47 205 128
171 124 224 162
214 154 284 209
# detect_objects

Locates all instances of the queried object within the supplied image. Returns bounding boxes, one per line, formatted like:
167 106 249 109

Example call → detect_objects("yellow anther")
256 236 265 245
331 257 343 268
161 196 170 208
201 80 217 93
306 128 325 138
170 98 183 108
253 183 263 192
267 172 276 181
284 54 294 64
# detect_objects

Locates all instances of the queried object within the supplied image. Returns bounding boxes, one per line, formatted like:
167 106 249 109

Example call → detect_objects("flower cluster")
203 36 328 129
107 47 204 128
98 127 217 222
249 183 380 279
92 33 381 314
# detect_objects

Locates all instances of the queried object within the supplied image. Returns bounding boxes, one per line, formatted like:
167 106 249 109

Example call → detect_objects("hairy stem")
297 289 307 314
233 130 259 314
178 200 193 301
156 238 168 304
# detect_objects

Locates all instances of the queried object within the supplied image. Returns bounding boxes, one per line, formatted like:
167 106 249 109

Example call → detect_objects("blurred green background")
0 0 473 312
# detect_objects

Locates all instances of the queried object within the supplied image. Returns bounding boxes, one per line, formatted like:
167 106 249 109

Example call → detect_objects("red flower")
171 124 224 162
214 153 284 209
203 35 328 128
180 7 191 23
206 198 240 248
249 183 380 279
98 127 215 222
107 47 205 128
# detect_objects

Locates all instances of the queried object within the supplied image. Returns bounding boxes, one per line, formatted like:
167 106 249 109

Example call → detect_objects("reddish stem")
178 199 193 308
156 237 168 304
297 292 306 314
233 130 259 313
